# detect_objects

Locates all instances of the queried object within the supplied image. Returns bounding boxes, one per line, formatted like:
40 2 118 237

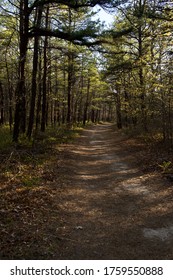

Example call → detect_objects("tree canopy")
0 0 173 143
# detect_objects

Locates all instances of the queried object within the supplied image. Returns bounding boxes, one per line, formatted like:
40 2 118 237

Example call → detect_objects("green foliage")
21 176 41 187
158 161 172 174
0 126 12 150
31 125 84 149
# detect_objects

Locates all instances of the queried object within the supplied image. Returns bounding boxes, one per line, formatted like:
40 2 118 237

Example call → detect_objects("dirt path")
1 123 173 259
55 124 173 259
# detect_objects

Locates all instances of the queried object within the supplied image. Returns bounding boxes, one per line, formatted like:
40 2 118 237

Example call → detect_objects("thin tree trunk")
62 63 66 124
27 6 43 139
67 8 73 125
115 87 122 129
83 77 90 125
36 48 42 131
138 0 147 132
13 0 29 141
55 62 60 125
5 48 13 130
41 6 49 132
67 52 73 124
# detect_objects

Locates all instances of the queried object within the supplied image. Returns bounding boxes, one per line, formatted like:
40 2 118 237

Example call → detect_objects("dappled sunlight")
2 124 173 259
143 226 173 242
53 124 173 259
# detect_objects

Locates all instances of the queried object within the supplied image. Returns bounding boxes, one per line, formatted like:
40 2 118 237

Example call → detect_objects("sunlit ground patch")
143 226 173 241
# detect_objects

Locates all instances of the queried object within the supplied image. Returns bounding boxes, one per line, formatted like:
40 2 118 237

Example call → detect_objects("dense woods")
0 0 173 143
2 0 173 261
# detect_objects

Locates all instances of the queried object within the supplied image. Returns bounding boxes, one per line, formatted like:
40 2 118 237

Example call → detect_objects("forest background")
0 0 173 145
0 0 173 193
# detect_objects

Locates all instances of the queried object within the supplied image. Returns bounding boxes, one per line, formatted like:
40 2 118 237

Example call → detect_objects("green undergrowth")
21 176 42 187
0 125 12 150
0 124 85 185
123 125 164 144
0 124 84 151
37 124 83 145
122 126 173 174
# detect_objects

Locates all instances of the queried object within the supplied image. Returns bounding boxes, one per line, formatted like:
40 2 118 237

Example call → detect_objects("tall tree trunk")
5 49 13 130
36 48 42 131
83 77 90 125
138 0 147 131
55 61 60 125
67 8 73 124
46 41 51 126
13 0 29 141
115 87 122 129
62 62 66 124
41 6 49 132
9 87 13 131
27 6 43 139
67 52 73 124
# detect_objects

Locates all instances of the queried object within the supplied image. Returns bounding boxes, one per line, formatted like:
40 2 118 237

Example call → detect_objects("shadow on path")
55 124 173 259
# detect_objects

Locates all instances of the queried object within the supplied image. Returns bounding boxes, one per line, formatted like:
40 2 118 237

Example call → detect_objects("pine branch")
29 0 128 13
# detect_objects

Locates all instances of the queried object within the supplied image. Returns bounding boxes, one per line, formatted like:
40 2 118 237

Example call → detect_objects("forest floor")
1 123 173 259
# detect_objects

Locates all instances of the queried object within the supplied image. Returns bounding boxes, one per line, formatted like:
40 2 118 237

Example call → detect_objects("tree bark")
13 0 29 141
83 77 90 125
41 6 49 132
27 6 43 139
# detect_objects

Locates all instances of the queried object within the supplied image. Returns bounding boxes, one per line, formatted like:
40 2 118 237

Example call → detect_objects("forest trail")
1 123 173 260
55 124 173 259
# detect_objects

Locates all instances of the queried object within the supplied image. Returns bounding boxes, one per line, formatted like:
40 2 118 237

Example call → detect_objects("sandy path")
55 124 173 259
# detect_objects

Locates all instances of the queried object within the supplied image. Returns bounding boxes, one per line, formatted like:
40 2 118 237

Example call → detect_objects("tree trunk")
138 1 147 132
36 48 42 131
13 0 29 141
27 6 43 139
83 77 90 125
115 88 122 129
67 52 73 124
41 6 49 132
5 48 13 130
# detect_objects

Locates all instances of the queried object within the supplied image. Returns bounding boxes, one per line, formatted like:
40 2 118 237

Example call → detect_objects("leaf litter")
1 124 173 259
